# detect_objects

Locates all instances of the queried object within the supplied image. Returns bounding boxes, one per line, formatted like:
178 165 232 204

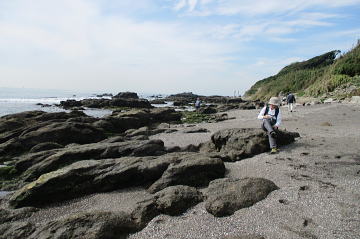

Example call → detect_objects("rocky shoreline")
1 92 359 239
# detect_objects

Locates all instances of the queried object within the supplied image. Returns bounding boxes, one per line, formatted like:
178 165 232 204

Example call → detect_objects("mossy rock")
0 166 17 180
181 112 212 124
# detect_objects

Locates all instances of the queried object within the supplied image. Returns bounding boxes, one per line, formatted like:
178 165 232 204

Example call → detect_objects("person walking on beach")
286 92 296 112
258 97 282 154
195 97 201 112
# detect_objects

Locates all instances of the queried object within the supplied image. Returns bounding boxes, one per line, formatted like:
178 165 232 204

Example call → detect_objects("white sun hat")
268 97 280 106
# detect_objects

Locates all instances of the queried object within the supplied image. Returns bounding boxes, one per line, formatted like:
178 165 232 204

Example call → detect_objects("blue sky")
0 0 359 96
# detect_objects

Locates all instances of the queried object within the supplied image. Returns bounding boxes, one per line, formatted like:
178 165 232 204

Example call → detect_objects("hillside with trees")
245 41 360 100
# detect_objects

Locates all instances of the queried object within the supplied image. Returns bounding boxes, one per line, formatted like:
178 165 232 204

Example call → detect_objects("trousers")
262 119 277 148
288 103 294 111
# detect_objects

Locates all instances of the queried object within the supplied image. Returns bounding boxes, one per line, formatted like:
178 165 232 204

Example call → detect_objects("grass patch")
181 111 212 124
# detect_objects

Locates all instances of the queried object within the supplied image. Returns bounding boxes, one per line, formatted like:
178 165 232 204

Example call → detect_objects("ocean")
0 88 166 118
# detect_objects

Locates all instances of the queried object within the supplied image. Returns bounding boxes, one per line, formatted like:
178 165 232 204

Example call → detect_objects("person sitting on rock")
257 97 282 154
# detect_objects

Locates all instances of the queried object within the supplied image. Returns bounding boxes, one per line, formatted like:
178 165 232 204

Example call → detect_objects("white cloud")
0 0 244 94
172 0 360 16
174 0 187 11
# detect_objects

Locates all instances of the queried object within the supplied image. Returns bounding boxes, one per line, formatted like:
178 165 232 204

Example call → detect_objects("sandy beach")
7 103 359 239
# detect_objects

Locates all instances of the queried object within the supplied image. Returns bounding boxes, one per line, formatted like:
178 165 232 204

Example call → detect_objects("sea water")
0 88 177 118
0 88 114 118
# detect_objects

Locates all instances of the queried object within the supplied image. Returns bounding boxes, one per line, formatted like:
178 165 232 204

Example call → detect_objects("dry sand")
6 103 360 239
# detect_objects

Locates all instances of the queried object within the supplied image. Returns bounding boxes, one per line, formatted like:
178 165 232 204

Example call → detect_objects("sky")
0 0 359 96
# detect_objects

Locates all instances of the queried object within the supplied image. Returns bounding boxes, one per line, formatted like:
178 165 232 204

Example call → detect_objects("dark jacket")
287 94 296 103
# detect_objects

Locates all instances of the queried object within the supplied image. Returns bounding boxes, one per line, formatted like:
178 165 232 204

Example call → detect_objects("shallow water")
0 191 11 198
0 101 112 118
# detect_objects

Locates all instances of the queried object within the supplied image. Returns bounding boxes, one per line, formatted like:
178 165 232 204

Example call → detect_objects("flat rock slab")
205 178 279 217
15 139 165 183
9 153 224 208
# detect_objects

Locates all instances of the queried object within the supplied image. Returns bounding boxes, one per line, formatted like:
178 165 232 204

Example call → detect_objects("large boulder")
98 108 181 133
200 128 299 162
165 92 200 103
131 185 203 228
147 154 225 193
111 98 152 108
113 92 139 99
9 153 224 208
205 178 279 217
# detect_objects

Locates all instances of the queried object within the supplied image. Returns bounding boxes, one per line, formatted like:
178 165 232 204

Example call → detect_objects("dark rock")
217 104 239 112
0 207 38 223
203 96 229 104
125 126 177 138
111 98 152 108
150 99 166 104
165 92 200 102
173 101 188 106
60 96 152 109
226 98 243 104
96 93 113 97
16 139 166 182
223 235 265 239
10 152 224 208
101 108 181 133
183 128 210 133
199 106 217 114
59 99 82 108
0 207 38 239
132 185 203 228
29 211 137 239
0 221 36 239
147 154 225 193
29 142 64 153
154 185 203 215
200 128 299 162
205 178 279 217
99 136 125 143
0 122 106 157
113 92 139 99
238 101 256 110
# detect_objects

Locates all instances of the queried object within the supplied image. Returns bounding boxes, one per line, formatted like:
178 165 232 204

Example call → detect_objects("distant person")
286 93 296 112
195 97 201 111
258 97 282 154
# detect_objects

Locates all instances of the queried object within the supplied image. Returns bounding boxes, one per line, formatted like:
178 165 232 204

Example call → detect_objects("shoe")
270 148 279 154
270 131 277 138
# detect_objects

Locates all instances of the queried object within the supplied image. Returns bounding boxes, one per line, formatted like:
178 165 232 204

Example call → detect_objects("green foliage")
333 46 360 76
245 42 360 100
181 111 211 124
279 50 339 74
